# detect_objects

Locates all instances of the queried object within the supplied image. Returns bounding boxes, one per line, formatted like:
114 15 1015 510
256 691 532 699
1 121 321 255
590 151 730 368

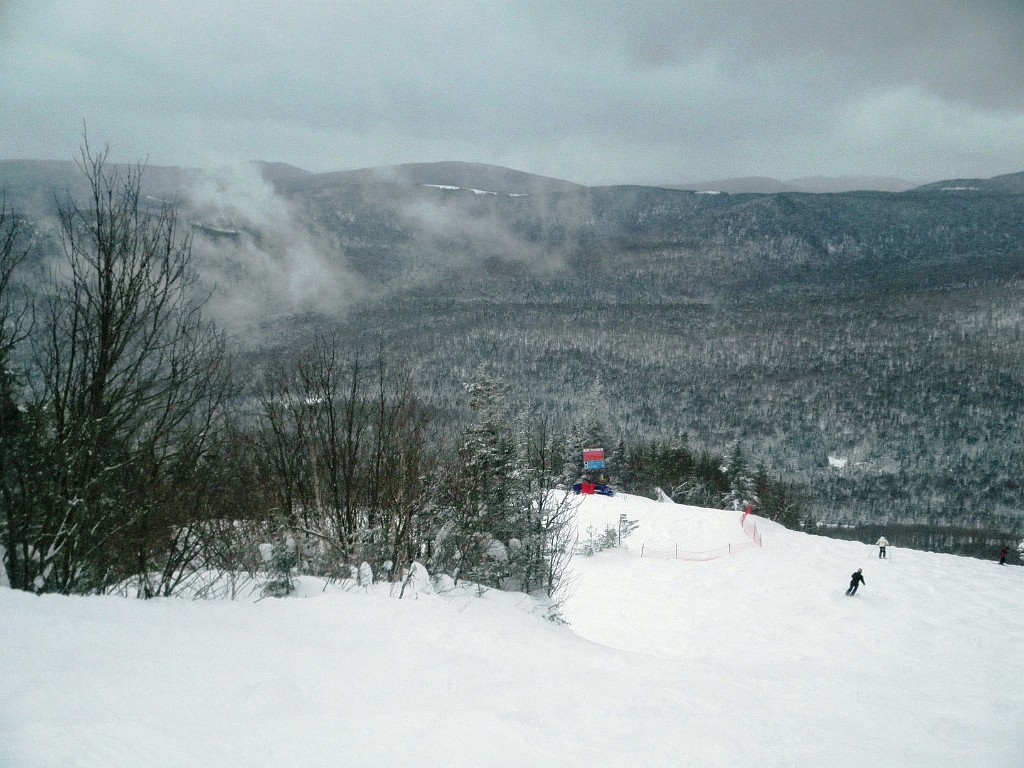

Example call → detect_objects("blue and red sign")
583 448 606 470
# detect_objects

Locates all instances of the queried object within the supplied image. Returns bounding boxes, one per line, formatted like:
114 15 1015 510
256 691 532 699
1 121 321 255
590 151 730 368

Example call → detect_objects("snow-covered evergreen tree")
719 441 758 511
430 373 579 601
260 532 297 598
433 371 521 587
671 478 717 507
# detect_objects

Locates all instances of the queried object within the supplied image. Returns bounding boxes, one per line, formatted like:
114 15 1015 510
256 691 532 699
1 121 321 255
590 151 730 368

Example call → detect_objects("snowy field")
3 492 1023 767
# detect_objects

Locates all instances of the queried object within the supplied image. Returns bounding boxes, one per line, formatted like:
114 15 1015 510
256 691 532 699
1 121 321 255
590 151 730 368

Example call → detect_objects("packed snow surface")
3 492 1023 767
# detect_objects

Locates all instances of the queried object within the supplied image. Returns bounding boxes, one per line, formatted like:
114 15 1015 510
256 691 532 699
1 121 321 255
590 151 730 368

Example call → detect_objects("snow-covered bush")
576 515 638 556
399 561 434 597
670 479 717 507
260 534 297 598
619 516 639 541
576 524 620 556
357 562 373 588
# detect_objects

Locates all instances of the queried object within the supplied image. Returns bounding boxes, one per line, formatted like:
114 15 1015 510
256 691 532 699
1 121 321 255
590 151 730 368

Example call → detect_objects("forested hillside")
5 159 1024 539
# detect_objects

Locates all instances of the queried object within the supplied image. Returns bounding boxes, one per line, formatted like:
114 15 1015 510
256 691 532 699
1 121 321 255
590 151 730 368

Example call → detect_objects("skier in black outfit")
846 568 865 596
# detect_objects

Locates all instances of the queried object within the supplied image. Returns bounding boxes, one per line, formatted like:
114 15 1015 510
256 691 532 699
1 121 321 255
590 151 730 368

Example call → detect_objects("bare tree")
0 195 36 589
257 360 312 528
296 333 365 546
0 195 32 363
520 414 578 602
256 335 364 553
253 337 439 583
363 352 435 582
14 138 230 595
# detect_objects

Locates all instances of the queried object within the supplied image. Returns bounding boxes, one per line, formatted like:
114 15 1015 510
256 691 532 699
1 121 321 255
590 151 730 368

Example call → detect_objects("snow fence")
640 511 763 562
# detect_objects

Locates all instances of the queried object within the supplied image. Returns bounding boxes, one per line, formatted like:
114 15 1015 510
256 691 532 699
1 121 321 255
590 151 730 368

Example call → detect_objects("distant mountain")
282 161 583 197
911 170 1024 193
787 175 917 193
0 160 93 213
663 176 797 194
0 159 199 214
665 175 916 194
253 161 312 184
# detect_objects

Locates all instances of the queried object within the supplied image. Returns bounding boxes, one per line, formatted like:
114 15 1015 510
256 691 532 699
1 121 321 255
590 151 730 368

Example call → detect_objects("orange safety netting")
639 512 763 561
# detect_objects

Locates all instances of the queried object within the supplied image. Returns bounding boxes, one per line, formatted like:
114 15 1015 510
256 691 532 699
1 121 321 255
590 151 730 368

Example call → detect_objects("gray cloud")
2 0 1023 184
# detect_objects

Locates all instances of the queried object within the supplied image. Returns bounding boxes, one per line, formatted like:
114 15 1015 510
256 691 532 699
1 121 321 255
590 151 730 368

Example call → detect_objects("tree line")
1 145 801 601
341 252 1024 536
11 154 1024 541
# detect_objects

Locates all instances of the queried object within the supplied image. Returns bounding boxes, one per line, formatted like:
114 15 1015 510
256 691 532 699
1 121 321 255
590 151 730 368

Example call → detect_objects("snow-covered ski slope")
2 492 1023 767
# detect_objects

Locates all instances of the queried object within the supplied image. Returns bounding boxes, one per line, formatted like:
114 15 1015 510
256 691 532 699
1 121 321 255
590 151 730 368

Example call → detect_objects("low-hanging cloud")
397 193 565 275
184 163 364 331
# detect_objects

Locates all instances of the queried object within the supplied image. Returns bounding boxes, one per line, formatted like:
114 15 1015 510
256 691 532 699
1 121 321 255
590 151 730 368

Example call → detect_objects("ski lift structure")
572 447 614 496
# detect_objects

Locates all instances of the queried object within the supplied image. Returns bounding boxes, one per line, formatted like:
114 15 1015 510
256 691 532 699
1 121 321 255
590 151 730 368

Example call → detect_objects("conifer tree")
720 441 757 511
434 371 520 586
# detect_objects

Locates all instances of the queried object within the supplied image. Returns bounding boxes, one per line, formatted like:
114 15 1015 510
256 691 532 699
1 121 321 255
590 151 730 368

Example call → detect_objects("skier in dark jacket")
846 568 865 596
999 547 1009 565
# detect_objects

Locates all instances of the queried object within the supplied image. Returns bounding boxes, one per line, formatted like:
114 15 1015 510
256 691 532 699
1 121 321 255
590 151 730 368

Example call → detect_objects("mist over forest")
4 156 1024 549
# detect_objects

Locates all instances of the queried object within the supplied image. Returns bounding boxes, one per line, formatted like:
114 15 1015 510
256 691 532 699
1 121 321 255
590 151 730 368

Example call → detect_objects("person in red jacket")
846 568 865 596
999 547 1009 565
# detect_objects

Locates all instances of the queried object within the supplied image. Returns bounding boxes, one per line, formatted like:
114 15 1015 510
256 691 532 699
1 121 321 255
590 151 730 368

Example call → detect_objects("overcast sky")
2 0 1023 185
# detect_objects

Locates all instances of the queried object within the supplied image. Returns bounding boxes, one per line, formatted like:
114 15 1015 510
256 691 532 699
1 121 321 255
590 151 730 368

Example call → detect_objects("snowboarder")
876 536 889 559
999 546 1009 565
846 568 865 596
